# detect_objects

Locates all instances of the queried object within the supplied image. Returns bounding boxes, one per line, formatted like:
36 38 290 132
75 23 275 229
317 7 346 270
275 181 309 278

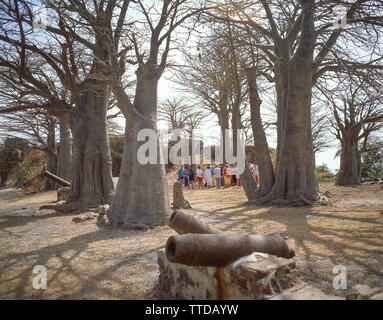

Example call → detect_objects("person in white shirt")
252 163 259 186
204 166 213 188
235 163 241 187
196 166 203 189
213 165 221 189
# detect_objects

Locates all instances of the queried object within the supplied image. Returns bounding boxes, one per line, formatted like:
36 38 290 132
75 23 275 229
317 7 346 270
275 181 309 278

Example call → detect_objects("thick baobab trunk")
240 160 259 201
231 100 241 158
257 0 319 206
338 136 361 185
218 112 229 164
44 117 57 191
275 81 283 168
108 64 170 228
247 69 275 196
66 86 114 209
57 121 72 183
44 149 58 190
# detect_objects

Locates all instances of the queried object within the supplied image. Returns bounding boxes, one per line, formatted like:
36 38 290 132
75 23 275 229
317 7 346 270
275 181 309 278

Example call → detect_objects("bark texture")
247 68 275 196
44 117 58 191
56 121 72 183
67 84 114 208
338 133 361 185
108 64 170 228
240 160 259 201
62 34 115 210
256 0 319 205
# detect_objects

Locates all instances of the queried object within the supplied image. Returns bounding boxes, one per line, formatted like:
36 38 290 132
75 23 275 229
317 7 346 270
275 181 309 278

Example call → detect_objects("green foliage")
315 163 336 182
361 138 383 180
269 147 277 155
315 163 330 173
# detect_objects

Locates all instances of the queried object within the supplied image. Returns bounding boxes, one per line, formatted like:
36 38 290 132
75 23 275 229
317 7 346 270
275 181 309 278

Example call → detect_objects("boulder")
57 187 70 201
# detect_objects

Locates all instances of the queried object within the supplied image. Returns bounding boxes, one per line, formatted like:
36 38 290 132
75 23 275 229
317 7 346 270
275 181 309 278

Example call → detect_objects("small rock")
319 196 330 206
23 191 37 196
323 191 332 198
347 284 381 300
97 204 110 216
272 285 343 300
370 293 383 300
72 212 98 223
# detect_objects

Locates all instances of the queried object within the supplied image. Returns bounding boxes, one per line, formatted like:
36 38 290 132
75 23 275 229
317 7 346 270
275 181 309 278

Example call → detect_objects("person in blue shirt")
183 165 190 188
177 165 184 182
189 166 195 189
210 165 215 187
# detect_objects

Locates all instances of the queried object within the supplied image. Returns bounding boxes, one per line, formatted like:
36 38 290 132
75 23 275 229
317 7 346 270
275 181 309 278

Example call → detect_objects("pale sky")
156 72 342 174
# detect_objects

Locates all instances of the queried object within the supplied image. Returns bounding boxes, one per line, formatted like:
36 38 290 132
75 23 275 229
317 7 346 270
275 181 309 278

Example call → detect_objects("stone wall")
157 249 345 300
0 138 31 186
158 249 302 300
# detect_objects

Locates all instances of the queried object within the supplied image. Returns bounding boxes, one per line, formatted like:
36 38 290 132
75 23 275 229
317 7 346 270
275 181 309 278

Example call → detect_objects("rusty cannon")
169 210 224 235
44 170 71 187
166 233 295 267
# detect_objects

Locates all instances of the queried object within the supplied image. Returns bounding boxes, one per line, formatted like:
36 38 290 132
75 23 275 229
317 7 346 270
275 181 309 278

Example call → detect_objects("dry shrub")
28 149 44 162
316 171 335 180
6 149 45 192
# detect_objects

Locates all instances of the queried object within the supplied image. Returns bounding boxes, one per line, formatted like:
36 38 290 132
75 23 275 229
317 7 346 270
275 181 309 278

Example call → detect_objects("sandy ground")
0 182 382 299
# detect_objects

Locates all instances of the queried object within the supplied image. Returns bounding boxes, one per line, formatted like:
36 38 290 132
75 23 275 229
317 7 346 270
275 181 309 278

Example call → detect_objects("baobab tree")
0 0 126 209
209 0 383 205
158 97 205 167
0 72 73 189
318 73 383 185
106 0 207 228
0 108 58 190
158 97 205 135
177 24 248 164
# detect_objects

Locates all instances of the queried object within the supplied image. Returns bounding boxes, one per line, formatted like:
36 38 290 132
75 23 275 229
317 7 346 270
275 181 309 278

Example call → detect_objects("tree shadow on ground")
0 225 164 299
0 211 64 230
193 203 383 296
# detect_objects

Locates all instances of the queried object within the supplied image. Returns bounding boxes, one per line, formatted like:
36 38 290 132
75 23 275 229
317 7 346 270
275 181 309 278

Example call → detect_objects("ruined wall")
158 249 300 300
0 138 31 186
157 249 343 300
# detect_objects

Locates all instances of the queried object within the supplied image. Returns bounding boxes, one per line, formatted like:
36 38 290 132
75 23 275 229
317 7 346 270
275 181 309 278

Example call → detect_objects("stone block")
57 187 70 201
157 249 301 300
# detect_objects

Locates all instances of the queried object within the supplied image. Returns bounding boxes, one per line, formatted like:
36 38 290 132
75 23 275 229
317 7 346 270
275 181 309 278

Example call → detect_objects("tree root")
39 201 99 213
252 193 314 207
122 223 150 231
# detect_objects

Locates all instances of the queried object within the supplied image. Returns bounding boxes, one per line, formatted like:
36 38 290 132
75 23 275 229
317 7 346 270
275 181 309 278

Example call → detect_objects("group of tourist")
177 161 259 189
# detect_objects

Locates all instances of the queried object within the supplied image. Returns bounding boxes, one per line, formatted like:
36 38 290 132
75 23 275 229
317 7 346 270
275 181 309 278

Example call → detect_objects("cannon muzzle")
44 170 71 187
169 210 224 235
166 233 295 267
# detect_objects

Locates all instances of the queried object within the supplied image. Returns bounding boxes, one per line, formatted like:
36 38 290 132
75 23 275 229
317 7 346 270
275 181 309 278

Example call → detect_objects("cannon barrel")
169 210 224 235
44 170 71 187
166 233 295 267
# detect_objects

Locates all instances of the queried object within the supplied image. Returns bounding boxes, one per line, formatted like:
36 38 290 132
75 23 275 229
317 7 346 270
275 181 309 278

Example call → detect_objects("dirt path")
0 184 382 299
